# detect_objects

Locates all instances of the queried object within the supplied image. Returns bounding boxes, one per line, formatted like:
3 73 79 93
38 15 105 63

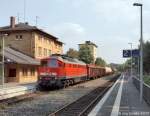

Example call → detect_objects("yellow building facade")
0 17 63 60
4 31 63 59
5 64 38 83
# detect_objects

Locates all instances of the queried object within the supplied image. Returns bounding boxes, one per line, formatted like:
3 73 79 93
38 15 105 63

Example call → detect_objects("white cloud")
48 0 150 63
52 22 85 36
50 22 87 52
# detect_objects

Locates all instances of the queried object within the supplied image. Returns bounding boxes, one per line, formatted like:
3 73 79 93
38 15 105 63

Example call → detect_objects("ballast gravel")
0 75 114 116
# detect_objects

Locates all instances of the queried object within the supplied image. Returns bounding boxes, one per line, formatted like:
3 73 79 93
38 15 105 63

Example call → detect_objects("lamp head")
133 3 142 6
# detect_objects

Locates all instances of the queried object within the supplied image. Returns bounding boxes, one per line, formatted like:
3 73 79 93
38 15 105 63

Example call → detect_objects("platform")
0 83 36 100
89 74 150 116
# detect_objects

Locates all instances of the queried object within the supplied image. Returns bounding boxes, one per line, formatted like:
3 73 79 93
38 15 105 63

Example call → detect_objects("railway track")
49 74 120 116
0 93 37 107
0 91 48 107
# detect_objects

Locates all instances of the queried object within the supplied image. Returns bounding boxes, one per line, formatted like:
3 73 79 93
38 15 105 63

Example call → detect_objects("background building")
0 17 63 59
79 41 98 62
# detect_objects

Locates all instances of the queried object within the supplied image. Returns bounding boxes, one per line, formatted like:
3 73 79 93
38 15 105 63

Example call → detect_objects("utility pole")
36 16 39 27
0 34 8 86
24 0 26 22
17 13 20 23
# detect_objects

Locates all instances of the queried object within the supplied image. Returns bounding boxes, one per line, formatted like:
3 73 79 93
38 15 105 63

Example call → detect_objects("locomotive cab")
38 57 65 88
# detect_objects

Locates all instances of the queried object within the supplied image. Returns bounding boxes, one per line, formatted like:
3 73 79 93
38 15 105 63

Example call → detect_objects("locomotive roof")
50 55 86 65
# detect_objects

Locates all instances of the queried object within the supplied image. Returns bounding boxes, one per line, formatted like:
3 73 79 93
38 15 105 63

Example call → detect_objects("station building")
0 17 63 84
0 16 63 59
4 47 40 83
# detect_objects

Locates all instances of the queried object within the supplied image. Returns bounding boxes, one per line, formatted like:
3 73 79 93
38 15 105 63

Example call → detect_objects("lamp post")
0 34 8 86
133 3 143 102
128 43 133 78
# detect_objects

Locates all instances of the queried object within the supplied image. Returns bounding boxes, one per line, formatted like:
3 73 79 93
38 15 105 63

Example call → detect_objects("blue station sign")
132 49 140 57
123 49 140 58
123 50 131 58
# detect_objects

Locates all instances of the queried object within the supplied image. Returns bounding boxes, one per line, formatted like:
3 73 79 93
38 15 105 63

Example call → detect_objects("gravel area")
0 75 115 116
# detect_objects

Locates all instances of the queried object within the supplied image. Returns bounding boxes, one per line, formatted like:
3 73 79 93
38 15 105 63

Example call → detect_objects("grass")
143 75 150 86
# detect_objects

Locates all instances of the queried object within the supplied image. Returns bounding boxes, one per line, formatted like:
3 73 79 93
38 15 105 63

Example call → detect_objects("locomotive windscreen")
41 60 48 66
48 59 58 68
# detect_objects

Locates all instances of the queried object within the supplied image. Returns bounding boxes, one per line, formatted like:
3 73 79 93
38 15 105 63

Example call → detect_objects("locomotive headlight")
51 72 57 76
40 72 47 76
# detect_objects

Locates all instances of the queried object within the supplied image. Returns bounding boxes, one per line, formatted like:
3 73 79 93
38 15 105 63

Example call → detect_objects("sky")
0 0 150 64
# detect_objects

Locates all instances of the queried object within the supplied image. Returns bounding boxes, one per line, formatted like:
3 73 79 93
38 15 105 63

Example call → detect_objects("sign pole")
128 43 133 78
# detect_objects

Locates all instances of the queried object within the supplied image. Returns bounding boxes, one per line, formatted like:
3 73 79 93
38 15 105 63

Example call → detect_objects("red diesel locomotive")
38 54 112 89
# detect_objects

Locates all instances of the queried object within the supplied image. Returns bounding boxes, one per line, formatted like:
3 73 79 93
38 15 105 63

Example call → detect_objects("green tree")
66 48 79 59
114 59 131 72
78 45 94 64
95 57 106 66
117 64 124 72
143 41 150 73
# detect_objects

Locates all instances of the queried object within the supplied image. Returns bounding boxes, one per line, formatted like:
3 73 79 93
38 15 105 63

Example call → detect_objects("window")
41 60 48 66
16 35 18 39
30 68 35 76
38 35 40 41
38 47 42 56
69 64 72 67
47 39 49 44
9 69 16 77
49 40 51 45
56 45 58 49
16 35 23 40
48 59 58 68
48 50 51 56
58 62 64 67
38 35 42 42
44 48 47 56
20 35 22 39
22 68 28 76
45 38 47 44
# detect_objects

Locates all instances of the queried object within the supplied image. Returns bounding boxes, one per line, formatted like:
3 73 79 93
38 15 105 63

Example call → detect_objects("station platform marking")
110 75 124 116
88 74 123 116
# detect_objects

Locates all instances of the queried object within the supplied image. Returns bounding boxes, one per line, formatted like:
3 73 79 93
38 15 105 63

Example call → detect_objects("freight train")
38 54 113 89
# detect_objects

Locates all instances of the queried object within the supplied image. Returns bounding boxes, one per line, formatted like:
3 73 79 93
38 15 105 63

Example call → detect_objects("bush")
143 75 150 85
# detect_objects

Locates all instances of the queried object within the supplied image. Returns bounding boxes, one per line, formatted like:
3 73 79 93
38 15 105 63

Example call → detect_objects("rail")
49 74 120 116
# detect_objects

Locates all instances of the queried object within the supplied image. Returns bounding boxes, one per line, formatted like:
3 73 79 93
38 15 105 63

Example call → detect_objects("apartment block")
79 41 98 62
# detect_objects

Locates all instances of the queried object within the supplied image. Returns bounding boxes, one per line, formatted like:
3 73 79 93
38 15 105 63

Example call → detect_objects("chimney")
25 22 29 25
10 16 15 28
